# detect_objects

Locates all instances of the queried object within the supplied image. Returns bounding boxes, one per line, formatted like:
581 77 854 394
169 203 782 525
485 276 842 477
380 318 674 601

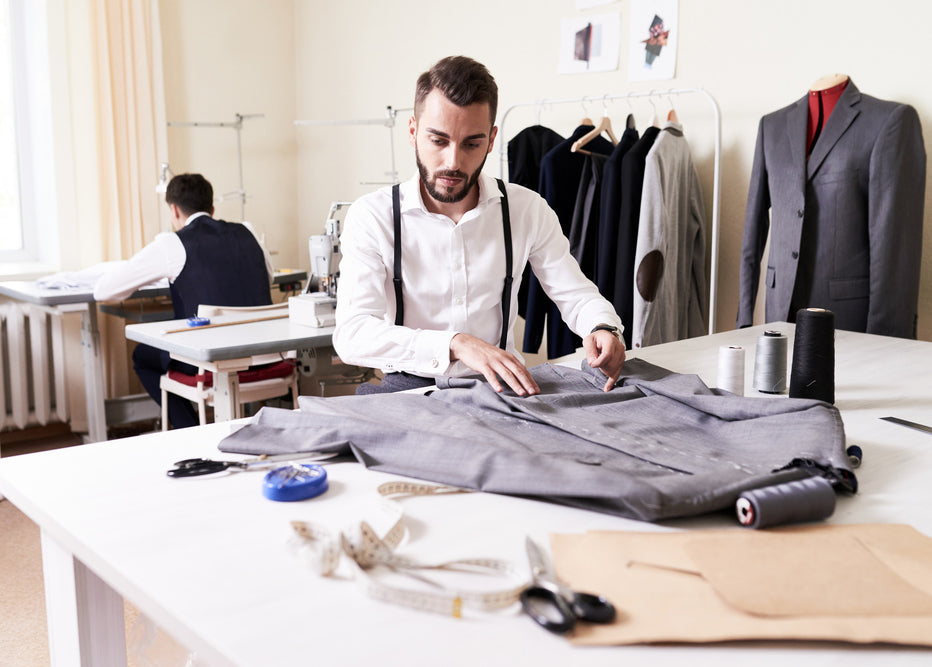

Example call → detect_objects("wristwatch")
590 324 622 339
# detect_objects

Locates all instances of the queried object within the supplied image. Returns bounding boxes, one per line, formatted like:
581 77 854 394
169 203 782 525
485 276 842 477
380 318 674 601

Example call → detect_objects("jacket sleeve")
736 118 772 329
866 104 926 338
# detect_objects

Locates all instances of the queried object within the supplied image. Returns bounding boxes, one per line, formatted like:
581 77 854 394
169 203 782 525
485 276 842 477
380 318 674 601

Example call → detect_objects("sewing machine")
290 201 352 328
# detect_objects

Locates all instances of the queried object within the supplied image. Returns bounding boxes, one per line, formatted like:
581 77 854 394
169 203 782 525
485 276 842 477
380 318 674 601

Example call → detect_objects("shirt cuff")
414 329 456 376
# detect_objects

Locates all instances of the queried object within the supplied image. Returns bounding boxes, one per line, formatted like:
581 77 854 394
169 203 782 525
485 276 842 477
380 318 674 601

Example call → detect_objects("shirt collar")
401 171 501 215
184 211 210 226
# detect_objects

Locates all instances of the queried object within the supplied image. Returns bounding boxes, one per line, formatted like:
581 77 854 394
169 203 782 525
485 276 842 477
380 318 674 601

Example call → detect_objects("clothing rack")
498 88 722 335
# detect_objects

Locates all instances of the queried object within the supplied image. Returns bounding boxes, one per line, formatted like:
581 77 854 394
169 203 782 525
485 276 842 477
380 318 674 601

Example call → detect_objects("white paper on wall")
628 0 678 81
558 13 621 74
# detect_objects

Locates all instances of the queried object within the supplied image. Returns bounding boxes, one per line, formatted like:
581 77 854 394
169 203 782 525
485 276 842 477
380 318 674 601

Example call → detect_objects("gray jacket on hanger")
737 79 925 338
220 359 852 523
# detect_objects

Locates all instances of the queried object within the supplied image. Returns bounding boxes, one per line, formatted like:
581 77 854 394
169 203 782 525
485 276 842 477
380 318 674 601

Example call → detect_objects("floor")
0 420 168 667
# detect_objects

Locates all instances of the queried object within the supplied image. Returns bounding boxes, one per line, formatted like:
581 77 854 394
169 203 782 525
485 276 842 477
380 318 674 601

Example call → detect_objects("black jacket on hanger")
612 125 660 349
597 126 640 305
507 125 564 319
523 125 613 358
569 152 609 281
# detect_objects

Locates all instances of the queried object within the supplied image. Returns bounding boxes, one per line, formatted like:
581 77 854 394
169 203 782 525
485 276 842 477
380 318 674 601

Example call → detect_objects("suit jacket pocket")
766 266 776 288
812 168 860 185
829 277 869 301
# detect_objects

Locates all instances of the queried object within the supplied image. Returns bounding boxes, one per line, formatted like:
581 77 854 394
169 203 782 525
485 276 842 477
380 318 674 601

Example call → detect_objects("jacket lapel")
786 96 809 193
807 80 862 179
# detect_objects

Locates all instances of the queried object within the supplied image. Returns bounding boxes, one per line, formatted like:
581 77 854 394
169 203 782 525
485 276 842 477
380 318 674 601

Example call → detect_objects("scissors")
167 452 335 478
520 536 616 634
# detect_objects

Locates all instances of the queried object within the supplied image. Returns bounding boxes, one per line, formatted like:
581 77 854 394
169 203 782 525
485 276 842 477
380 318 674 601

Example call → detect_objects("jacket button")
792 251 799 259
797 209 804 218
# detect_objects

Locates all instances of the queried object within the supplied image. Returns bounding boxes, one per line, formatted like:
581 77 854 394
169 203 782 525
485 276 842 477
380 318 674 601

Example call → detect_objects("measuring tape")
289 482 529 617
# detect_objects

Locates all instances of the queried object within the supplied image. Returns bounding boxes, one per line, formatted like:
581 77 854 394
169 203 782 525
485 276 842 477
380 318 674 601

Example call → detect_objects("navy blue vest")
170 216 272 319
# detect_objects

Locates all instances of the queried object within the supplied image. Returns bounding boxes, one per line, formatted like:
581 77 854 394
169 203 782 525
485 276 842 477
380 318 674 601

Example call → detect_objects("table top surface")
124 311 333 362
2 324 931 666
0 270 306 307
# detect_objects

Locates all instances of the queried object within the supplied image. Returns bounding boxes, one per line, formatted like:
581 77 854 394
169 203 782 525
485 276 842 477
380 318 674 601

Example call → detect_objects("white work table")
124 312 333 421
1 324 930 666
0 271 306 441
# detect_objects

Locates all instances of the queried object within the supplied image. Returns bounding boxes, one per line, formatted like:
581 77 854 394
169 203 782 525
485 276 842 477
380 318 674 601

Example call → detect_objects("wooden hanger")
571 115 618 154
810 73 849 92
667 108 679 123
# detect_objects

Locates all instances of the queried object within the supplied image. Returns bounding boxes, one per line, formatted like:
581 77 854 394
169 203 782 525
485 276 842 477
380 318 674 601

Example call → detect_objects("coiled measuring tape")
289 481 529 617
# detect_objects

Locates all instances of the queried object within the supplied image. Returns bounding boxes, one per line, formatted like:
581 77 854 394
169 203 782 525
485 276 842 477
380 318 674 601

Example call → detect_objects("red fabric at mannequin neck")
807 78 849 154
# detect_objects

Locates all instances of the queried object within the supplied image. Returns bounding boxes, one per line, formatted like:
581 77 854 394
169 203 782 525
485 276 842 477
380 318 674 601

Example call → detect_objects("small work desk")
0 271 306 441
0 325 930 666
124 312 333 422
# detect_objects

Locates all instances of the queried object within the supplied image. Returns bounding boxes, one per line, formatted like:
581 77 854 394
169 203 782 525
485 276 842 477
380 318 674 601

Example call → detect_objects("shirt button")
454 296 463 305
431 359 439 368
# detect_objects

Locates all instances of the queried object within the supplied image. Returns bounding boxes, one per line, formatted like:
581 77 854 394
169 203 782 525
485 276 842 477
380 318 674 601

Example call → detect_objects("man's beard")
415 146 487 204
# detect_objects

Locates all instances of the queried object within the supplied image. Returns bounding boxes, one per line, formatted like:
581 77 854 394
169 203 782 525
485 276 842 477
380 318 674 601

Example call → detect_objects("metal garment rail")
497 88 722 335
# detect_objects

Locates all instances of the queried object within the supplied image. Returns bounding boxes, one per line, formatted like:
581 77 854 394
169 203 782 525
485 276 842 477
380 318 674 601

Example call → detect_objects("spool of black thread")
735 477 836 529
789 308 835 404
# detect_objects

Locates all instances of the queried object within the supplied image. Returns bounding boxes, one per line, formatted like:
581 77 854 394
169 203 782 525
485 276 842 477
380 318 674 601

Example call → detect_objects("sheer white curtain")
64 0 168 400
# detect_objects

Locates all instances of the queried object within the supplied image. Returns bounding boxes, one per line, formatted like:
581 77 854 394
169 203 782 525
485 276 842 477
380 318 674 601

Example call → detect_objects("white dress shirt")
333 172 622 378
93 213 274 302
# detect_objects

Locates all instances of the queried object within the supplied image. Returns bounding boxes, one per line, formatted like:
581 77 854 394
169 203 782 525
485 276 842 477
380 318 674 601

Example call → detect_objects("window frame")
1 0 62 273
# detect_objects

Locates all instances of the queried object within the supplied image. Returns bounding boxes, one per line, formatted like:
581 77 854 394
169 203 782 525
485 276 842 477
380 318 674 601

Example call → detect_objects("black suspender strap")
392 184 404 326
496 178 514 351
390 180 513 351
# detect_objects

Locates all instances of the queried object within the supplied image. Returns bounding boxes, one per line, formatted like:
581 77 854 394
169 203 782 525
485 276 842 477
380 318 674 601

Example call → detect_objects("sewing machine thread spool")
735 477 836 529
790 308 835 404
753 330 788 393
846 444 863 468
717 345 745 396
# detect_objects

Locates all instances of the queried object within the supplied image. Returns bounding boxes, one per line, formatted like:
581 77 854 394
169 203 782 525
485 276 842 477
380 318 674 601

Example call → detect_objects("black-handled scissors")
520 536 616 635
167 452 337 478
167 457 254 477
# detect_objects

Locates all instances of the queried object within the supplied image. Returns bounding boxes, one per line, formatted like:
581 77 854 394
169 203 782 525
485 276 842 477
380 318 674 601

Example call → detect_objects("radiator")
0 302 69 431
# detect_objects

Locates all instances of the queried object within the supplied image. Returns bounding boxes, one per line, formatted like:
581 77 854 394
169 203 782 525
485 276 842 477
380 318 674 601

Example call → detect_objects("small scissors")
167 452 335 478
520 536 616 634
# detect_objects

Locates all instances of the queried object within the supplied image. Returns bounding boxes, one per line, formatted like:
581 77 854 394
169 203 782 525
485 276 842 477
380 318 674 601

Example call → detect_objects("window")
0 0 61 271
0 0 23 253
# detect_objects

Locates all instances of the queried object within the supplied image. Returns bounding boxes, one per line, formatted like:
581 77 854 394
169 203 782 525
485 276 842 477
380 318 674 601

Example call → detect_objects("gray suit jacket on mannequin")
737 79 926 338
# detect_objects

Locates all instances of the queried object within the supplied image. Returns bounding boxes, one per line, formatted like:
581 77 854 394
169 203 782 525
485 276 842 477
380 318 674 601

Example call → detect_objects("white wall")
159 0 297 273
161 0 932 341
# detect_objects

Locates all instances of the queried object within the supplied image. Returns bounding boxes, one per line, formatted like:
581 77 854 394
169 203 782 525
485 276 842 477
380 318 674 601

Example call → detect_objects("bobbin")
736 476 836 529
753 330 787 394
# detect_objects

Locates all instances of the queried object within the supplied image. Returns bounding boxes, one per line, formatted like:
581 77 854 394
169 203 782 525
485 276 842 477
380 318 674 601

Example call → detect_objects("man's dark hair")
415 56 498 125
165 173 214 216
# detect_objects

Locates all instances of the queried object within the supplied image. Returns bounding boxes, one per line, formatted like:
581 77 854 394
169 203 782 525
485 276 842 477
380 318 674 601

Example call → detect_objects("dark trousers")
132 343 200 429
355 372 436 395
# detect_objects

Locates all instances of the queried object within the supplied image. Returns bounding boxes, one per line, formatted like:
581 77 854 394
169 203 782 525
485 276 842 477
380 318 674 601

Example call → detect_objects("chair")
159 303 300 430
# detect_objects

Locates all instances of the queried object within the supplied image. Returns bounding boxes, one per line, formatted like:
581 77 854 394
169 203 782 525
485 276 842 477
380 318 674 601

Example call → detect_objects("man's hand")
450 333 540 396
584 330 627 392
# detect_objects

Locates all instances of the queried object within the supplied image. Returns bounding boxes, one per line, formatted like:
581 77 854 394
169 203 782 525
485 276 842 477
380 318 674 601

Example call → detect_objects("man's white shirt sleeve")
92 232 186 301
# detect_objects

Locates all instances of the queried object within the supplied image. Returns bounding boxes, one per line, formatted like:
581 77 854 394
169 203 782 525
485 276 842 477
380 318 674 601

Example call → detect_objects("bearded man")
334 56 625 395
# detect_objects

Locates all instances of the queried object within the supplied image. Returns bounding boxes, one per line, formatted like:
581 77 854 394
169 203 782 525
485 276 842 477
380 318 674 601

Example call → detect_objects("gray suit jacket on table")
737 80 925 338
220 359 853 523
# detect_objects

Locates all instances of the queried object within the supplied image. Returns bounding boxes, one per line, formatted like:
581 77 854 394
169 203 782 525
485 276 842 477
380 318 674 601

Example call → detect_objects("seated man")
95 173 274 428
334 56 626 396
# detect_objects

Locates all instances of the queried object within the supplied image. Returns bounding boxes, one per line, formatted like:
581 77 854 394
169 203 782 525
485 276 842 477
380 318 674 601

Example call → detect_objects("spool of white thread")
717 345 745 396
